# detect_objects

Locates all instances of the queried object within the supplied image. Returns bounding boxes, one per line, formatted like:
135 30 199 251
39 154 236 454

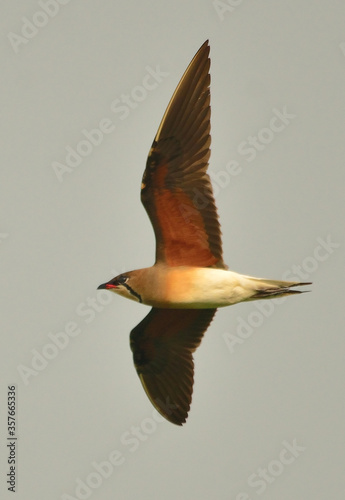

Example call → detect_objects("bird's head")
97 272 142 303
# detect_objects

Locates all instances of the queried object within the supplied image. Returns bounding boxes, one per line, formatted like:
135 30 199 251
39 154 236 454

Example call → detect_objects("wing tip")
142 381 190 425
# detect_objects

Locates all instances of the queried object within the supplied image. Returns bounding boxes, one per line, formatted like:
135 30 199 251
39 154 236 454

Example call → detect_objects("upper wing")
141 40 226 269
130 307 216 425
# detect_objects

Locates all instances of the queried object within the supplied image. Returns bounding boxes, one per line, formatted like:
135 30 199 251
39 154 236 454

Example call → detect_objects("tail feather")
244 276 312 301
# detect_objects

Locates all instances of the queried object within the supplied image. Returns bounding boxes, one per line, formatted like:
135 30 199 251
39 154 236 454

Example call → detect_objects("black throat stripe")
123 283 142 303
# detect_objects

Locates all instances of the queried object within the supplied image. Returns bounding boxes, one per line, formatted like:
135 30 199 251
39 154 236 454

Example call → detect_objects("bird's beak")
97 282 117 290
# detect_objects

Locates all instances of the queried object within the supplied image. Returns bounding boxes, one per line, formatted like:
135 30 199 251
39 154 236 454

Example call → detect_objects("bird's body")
98 41 311 425
114 265 306 309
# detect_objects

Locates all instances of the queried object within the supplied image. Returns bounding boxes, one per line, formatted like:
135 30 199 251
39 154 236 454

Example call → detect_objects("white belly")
164 267 257 308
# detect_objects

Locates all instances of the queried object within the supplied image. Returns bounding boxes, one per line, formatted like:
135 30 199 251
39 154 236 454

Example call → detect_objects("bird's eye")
117 275 128 285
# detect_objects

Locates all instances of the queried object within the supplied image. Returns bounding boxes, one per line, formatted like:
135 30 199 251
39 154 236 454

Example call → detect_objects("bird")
98 40 311 425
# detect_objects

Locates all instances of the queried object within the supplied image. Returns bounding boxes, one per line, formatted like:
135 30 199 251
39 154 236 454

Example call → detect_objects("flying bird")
98 41 311 425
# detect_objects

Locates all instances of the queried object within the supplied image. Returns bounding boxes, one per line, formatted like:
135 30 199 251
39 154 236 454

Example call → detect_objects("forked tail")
245 277 312 301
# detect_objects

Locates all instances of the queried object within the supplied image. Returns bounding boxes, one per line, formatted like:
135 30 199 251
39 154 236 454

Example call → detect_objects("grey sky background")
1 1 344 499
